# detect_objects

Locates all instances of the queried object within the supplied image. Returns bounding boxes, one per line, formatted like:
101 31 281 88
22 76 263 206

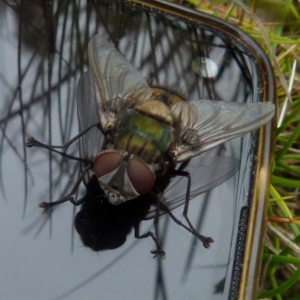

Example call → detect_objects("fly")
27 34 275 257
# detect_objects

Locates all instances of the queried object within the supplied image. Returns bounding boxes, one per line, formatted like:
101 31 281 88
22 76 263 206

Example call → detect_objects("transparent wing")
144 156 239 220
88 34 152 131
172 100 275 162
76 70 104 185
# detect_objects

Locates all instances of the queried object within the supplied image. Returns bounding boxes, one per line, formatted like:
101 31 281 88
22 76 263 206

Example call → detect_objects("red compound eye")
93 152 122 178
127 160 155 194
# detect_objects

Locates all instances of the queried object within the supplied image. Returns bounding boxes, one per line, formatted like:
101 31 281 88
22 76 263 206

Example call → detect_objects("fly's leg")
26 123 99 162
39 164 91 214
152 194 166 258
27 122 99 149
27 139 88 163
169 169 214 249
160 202 214 248
134 195 166 259
134 224 166 259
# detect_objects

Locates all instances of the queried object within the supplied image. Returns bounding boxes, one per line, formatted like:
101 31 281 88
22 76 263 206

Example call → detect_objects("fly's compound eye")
93 152 122 178
127 160 155 194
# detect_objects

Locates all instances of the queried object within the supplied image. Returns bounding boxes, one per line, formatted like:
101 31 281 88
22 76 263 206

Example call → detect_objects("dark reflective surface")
0 1 274 299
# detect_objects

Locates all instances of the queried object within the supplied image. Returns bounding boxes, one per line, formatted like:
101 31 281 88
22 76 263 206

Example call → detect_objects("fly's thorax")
135 100 173 125
111 106 175 166
93 150 156 205
149 87 192 134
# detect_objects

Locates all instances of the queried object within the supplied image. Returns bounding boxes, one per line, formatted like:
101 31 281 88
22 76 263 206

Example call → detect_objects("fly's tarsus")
201 237 214 249
26 136 65 150
38 201 56 214
151 248 166 259
26 136 40 147
38 196 74 214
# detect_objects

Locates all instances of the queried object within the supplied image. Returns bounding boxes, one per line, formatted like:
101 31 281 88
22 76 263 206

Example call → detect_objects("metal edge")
240 110 276 300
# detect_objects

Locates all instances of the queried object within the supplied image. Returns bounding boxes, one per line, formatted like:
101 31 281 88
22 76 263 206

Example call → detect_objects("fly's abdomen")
113 101 174 164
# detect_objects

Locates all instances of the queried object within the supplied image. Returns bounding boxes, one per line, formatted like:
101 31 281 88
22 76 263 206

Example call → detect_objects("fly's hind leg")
168 169 214 249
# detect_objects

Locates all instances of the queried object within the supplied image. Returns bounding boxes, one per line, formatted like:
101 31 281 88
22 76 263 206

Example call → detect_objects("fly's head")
93 150 156 205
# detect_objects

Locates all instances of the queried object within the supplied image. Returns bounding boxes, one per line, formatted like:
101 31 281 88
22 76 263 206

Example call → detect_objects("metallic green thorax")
112 109 174 164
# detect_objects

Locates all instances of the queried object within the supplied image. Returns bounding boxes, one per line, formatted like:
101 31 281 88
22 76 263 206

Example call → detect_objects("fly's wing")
144 156 239 220
77 70 104 185
88 34 152 131
171 100 275 162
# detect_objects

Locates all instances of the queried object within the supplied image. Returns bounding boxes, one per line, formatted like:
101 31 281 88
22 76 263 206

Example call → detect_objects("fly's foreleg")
39 164 91 214
26 138 88 163
26 123 99 162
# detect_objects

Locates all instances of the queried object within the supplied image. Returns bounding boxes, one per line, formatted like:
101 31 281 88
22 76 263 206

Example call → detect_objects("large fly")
27 34 275 257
